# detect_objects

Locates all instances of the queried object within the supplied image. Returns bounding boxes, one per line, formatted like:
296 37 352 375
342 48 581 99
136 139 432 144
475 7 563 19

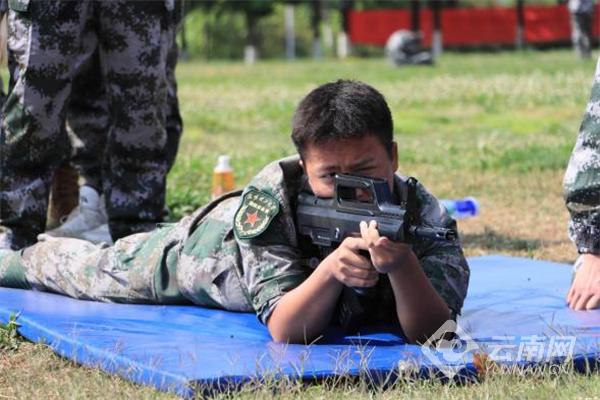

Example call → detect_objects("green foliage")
0 313 22 351
182 2 339 59
354 0 412 10
185 0 274 15
183 10 247 59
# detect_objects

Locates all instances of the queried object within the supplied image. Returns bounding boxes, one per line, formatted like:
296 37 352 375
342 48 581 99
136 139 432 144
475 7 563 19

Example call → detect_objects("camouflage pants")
570 12 593 59
0 198 252 312
68 3 183 190
0 222 189 304
0 0 173 247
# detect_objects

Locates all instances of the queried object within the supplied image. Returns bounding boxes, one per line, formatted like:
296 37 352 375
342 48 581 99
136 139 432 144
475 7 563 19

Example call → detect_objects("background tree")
183 0 274 63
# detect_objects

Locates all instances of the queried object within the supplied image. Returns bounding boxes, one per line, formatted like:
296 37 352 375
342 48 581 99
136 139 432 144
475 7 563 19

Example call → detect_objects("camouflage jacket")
177 156 470 325
564 59 600 254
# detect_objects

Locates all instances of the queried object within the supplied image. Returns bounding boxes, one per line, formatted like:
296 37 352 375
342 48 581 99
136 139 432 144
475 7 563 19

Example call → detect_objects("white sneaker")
39 185 108 241
80 223 113 245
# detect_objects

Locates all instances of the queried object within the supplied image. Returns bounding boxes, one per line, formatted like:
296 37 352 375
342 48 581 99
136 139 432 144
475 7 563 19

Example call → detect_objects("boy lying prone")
0 80 470 344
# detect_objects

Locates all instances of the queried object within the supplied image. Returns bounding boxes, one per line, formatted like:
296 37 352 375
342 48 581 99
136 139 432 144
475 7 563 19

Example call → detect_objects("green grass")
0 314 19 351
167 50 594 219
3 49 600 397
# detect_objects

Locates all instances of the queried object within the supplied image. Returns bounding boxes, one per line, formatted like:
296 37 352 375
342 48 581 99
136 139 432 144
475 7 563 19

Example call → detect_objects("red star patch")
244 211 260 227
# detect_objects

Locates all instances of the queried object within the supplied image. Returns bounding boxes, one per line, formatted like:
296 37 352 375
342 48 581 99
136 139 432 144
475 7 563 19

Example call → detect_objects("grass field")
1 49 600 398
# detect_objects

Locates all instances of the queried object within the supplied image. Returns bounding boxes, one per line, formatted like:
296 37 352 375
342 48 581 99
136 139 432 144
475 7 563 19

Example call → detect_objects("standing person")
568 0 595 60
0 1 173 250
44 1 184 244
564 58 600 311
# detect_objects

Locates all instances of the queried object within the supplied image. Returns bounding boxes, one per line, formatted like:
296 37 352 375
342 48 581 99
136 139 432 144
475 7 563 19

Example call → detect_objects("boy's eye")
354 166 376 175
320 172 336 179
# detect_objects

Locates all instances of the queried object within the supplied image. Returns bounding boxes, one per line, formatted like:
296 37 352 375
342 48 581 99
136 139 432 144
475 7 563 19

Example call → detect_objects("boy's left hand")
359 220 415 274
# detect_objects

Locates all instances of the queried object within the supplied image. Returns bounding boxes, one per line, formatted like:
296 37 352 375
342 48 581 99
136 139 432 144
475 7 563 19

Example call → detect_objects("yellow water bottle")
211 155 235 199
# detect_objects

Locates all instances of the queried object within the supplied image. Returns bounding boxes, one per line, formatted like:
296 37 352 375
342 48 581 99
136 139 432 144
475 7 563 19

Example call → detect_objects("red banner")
349 4 599 47
523 4 570 43
441 7 516 46
348 9 412 46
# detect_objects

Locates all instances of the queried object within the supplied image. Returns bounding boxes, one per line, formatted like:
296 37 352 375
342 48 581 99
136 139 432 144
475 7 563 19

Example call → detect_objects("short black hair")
291 80 394 158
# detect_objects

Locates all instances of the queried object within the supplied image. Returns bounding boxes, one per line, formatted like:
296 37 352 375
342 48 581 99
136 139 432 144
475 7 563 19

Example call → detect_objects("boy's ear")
391 142 399 171
299 158 305 170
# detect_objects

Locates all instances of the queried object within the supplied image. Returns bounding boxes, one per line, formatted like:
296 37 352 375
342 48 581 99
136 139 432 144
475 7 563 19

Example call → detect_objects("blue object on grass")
0 255 598 397
441 197 480 219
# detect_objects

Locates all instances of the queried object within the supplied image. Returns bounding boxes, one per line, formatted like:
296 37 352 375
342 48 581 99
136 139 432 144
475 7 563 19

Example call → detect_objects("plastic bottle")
441 197 480 219
211 155 235 199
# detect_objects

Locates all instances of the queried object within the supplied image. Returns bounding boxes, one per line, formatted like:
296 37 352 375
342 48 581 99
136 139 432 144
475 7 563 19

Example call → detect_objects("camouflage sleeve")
235 188 308 325
412 183 470 317
563 58 600 255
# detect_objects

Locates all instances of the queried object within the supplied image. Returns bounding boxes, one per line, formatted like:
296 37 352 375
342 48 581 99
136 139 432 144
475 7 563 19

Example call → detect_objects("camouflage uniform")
65 48 109 192
0 156 470 326
568 0 595 60
0 0 172 248
564 57 600 255
67 0 183 190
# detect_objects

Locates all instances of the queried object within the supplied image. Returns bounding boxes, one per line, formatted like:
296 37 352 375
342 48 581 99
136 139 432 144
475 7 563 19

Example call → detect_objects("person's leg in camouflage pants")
571 11 594 60
46 52 103 229
45 1 183 242
0 222 187 304
0 1 97 249
0 1 172 248
96 1 171 240
68 48 109 192
68 4 182 192
45 48 108 231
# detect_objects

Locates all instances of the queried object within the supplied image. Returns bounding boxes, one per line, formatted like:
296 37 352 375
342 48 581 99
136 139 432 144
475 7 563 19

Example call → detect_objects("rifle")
296 173 456 333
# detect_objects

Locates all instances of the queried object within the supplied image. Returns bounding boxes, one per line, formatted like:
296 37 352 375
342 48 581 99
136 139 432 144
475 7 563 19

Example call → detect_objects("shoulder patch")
234 188 280 239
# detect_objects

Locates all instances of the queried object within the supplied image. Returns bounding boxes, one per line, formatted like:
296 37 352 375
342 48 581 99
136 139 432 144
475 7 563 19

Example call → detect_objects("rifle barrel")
408 225 456 241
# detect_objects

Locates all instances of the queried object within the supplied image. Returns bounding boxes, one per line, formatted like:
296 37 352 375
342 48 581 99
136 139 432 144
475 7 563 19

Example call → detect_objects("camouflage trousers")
0 0 174 247
67 3 183 190
0 223 188 304
0 197 254 313
570 12 593 59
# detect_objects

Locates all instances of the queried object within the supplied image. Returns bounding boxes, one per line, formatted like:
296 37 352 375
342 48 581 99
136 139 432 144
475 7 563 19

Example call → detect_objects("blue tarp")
0 255 598 396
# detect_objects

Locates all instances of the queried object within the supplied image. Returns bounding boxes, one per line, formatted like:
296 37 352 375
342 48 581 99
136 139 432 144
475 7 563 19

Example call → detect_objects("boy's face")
300 135 398 199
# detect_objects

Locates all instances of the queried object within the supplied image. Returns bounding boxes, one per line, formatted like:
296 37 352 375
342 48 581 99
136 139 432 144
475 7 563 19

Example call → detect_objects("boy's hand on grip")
360 220 414 274
324 236 379 288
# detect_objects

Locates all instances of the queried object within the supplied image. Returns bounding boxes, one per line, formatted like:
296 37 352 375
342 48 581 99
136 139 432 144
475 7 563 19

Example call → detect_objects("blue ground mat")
0 255 598 396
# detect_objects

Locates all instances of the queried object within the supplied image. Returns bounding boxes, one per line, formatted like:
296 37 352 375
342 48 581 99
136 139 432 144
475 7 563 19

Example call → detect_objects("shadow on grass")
461 227 555 252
